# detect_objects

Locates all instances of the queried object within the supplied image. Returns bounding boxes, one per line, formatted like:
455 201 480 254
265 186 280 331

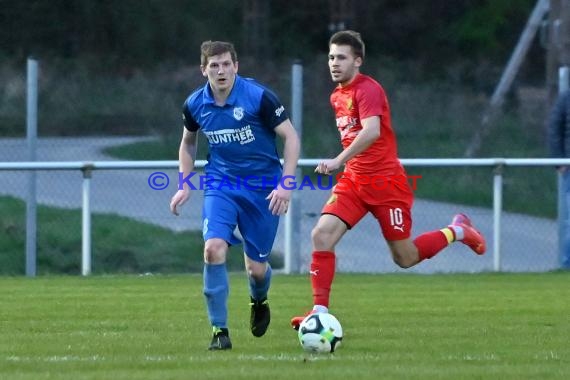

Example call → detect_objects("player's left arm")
267 119 300 215
316 116 380 175
258 87 300 214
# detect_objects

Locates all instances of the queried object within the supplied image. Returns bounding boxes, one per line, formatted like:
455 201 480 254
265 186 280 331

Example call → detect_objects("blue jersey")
183 75 289 191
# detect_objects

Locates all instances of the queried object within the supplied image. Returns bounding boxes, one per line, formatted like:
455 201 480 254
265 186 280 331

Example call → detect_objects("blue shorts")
202 189 279 262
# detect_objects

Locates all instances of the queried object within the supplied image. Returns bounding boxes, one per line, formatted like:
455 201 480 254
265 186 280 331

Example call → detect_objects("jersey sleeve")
356 81 385 119
259 88 289 130
182 100 200 132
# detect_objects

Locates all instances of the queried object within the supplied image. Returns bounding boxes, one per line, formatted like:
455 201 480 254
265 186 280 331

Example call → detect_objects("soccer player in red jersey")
291 30 486 329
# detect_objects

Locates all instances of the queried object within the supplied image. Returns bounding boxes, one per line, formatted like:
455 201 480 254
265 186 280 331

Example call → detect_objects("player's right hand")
170 189 191 216
315 158 341 175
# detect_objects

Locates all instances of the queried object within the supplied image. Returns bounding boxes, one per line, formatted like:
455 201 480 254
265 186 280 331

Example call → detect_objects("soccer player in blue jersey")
170 40 300 350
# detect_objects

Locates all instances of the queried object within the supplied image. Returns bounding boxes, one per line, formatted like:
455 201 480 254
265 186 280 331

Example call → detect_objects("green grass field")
1 273 569 380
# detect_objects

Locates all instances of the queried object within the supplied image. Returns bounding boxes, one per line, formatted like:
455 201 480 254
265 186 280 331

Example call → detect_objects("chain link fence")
0 137 562 275
0 50 562 275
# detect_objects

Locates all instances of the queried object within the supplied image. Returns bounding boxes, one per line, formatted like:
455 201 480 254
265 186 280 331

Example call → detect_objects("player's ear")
354 56 363 68
200 66 207 77
234 61 239 73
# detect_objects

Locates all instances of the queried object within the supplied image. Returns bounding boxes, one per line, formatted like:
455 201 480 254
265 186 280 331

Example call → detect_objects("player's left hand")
266 187 292 215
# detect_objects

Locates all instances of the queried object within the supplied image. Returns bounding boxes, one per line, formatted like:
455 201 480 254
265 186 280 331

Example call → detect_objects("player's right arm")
178 127 198 182
170 126 198 216
315 116 380 175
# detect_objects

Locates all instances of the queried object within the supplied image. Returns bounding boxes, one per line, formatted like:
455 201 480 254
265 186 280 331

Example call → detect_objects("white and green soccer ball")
297 312 343 353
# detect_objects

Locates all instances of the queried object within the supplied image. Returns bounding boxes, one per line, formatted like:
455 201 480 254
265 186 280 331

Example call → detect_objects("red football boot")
290 310 316 331
450 213 486 255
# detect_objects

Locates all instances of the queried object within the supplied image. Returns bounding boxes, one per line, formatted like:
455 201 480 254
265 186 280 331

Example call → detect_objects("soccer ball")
297 312 343 353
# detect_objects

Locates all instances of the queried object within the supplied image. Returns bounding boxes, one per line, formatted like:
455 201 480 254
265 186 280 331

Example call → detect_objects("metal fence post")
493 164 504 272
284 61 303 274
25 58 38 277
557 66 569 268
81 164 93 276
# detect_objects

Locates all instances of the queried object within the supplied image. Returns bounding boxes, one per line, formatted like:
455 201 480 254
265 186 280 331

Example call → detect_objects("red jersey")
330 73 405 177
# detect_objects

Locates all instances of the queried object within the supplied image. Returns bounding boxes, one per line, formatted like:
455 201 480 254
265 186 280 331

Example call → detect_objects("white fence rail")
1 158 568 276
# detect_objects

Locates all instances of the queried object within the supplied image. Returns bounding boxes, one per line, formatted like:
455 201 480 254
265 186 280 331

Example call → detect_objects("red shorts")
321 175 414 241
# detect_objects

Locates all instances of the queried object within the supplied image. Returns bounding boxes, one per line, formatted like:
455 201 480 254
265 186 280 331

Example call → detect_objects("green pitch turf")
1 273 568 380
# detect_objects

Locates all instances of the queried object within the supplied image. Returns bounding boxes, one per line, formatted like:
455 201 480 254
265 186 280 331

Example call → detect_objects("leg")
383 214 486 268
370 203 424 268
238 190 280 337
239 193 279 302
308 188 367 311
373 203 486 269
378 204 447 268
244 255 271 299
244 255 272 337
386 235 457 268
201 192 239 350
203 238 233 350
386 238 421 268
290 214 348 329
310 214 348 310
291 186 368 329
203 238 230 328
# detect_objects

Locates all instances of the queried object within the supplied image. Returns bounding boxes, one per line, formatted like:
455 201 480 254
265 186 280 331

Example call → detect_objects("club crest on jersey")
346 98 353 110
233 107 244 121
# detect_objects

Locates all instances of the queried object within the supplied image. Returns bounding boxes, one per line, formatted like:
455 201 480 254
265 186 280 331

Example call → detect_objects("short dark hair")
200 41 237 66
328 30 365 60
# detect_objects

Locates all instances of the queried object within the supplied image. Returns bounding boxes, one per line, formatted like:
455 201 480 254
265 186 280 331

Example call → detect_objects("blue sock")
249 264 272 301
203 263 229 328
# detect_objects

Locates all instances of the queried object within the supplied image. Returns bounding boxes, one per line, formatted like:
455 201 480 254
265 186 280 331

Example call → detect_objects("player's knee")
203 239 227 264
393 257 414 268
245 260 267 280
392 251 415 268
387 240 418 269
311 225 332 248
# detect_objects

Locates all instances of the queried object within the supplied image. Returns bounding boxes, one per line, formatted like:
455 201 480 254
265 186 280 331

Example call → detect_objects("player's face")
202 52 238 94
328 44 362 86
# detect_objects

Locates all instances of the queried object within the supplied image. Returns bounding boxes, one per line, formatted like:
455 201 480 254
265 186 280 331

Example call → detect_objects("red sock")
310 251 336 307
413 230 451 261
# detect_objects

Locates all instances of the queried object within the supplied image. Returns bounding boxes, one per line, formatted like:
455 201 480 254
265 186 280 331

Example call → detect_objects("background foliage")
1 0 538 71
0 0 547 153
